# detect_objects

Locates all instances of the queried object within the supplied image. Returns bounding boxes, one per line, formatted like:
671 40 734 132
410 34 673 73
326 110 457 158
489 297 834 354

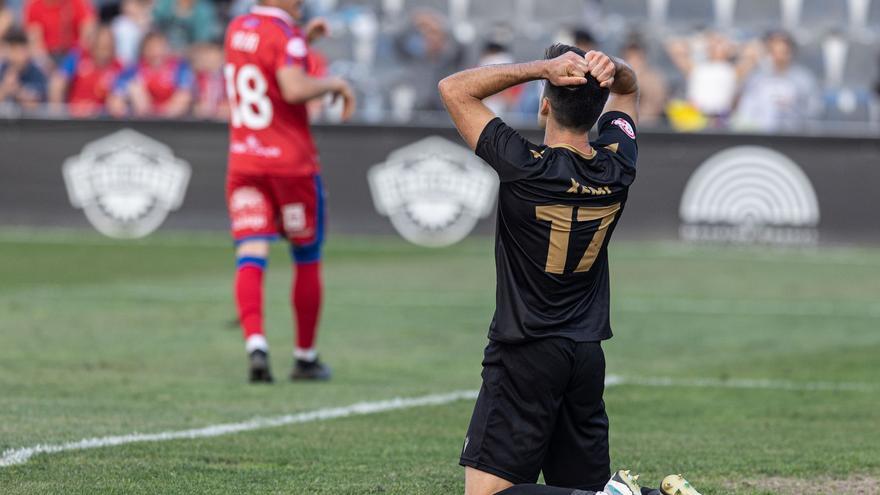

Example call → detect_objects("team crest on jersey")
679 146 819 245
286 38 307 58
611 118 635 139
368 137 499 247
63 129 191 239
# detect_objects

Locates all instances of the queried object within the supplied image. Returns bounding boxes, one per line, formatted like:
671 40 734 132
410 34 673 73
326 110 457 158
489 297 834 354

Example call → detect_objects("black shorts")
459 338 609 492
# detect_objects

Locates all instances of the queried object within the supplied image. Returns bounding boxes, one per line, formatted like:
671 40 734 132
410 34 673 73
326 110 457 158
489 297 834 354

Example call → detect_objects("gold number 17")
535 203 621 275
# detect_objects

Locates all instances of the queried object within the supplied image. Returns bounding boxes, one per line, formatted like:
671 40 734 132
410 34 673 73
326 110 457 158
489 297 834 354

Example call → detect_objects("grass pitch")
0 229 878 494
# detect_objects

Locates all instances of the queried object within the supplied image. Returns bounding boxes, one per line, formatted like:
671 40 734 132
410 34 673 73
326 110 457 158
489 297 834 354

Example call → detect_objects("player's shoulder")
591 111 639 168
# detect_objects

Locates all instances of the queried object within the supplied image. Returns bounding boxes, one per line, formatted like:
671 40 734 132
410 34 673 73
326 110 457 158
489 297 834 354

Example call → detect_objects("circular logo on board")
679 146 820 245
63 129 192 239
368 136 499 248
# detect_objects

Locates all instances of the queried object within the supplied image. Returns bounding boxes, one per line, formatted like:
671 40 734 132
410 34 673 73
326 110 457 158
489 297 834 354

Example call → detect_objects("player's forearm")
279 72 341 104
438 60 548 103
609 57 638 95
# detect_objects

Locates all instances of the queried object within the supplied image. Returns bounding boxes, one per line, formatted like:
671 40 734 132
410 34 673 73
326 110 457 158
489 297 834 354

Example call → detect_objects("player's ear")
538 97 550 129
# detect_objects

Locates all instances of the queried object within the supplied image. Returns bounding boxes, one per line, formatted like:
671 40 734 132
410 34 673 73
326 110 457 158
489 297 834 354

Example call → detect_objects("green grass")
1 229 879 494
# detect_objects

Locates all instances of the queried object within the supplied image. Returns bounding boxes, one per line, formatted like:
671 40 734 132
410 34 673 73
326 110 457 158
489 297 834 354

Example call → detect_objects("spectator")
734 30 821 132
573 28 598 53
111 31 194 118
0 27 48 110
394 9 464 113
621 36 668 126
0 0 13 41
477 41 522 116
49 24 123 117
665 31 760 123
152 0 219 52
190 41 225 120
23 0 97 64
112 0 152 66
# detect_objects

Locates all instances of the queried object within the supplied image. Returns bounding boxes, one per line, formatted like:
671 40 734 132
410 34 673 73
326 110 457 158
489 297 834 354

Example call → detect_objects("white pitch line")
3 375 876 468
0 390 478 468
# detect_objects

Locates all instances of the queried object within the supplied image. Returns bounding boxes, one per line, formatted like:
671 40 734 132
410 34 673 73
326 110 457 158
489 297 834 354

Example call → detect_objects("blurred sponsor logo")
679 146 819 245
611 117 636 139
63 130 191 239
368 136 499 247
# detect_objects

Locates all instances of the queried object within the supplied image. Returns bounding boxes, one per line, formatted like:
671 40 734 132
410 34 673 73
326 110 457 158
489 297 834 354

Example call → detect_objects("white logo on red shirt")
611 118 636 139
282 203 307 234
286 38 307 58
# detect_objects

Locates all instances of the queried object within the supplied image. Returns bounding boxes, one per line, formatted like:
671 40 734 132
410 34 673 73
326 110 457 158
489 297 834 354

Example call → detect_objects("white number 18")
225 63 273 130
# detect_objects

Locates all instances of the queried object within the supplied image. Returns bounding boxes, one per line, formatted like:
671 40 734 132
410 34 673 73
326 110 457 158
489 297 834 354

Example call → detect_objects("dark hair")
3 27 28 46
573 29 596 48
765 29 795 50
542 43 610 132
623 33 646 53
482 41 508 55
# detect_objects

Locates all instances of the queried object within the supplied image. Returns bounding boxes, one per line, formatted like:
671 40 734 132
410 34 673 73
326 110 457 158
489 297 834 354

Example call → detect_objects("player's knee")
236 240 270 260
465 467 514 495
290 243 321 265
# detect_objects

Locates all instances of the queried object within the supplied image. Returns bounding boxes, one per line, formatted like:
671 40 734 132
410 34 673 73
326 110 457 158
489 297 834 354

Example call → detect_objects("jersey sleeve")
59 50 80 79
112 66 137 95
475 118 543 182
273 29 308 71
174 61 195 91
74 0 96 25
593 111 638 168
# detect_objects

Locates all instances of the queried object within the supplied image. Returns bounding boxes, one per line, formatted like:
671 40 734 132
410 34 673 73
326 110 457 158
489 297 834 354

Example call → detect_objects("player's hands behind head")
330 77 356 122
542 51 591 87
585 50 616 88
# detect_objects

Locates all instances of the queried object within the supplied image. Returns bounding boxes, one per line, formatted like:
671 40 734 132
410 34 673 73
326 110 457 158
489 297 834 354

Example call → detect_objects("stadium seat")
842 41 878 88
470 0 520 24
867 0 880 31
405 0 450 14
532 0 586 24
797 40 826 82
800 0 849 28
666 0 715 27
823 88 873 123
734 0 783 28
602 0 650 22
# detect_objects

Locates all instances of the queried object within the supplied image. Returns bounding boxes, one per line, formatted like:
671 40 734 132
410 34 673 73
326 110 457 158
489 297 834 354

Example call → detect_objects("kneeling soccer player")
440 45 653 494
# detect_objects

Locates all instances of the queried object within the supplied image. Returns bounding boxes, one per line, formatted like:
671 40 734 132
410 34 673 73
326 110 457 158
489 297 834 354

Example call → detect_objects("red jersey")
60 48 123 117
24 0 95 54
224 6 319 177
142 59 193 110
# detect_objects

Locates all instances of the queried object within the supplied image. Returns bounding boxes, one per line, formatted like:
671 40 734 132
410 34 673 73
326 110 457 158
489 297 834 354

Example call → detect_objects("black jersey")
476 111 638 343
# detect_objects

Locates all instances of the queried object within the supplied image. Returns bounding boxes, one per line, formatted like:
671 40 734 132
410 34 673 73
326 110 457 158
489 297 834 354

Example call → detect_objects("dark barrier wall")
1 119 879 243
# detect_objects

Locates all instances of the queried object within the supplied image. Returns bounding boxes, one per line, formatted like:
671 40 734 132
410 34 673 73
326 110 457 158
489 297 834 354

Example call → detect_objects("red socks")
236 257 322 358
293 261 322 357
235 257 267 346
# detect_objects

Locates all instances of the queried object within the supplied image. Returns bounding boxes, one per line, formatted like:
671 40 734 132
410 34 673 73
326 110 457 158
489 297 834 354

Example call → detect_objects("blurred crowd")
0 0 878 133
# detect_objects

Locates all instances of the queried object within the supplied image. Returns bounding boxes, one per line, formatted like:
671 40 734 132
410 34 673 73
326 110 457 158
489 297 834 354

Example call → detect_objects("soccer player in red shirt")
224 0 355 383
24 0 96 64
50 25 124 117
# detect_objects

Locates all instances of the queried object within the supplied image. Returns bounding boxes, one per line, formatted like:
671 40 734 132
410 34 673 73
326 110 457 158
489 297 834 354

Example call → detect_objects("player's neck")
543 122 593 157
